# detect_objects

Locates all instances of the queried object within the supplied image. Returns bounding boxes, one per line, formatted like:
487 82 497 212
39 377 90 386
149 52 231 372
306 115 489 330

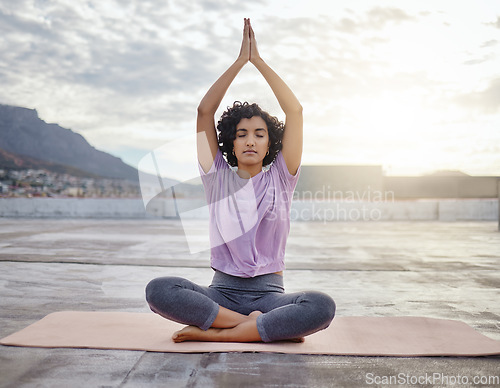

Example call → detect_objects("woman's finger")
238 18 250 62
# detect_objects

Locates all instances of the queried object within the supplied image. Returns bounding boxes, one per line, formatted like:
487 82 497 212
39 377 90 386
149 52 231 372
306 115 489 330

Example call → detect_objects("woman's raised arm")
249 21 303 175
197 19 251 173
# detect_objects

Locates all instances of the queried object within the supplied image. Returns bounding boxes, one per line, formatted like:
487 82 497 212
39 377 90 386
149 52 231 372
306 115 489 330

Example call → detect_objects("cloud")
366 7 415 28
256 14 438 110
0 0 237 135
0 2 432 118
0 1 230 98
461 40 499 65
0 8 51 37
480 39 498 48
454 77 500 114
334 6 415 33
463 53 496 65
485 15 500 28
336 17 358 34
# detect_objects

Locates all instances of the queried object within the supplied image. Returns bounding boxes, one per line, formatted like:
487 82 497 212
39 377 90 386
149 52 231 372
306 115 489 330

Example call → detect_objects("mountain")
0 147 104 178
0 104 139 181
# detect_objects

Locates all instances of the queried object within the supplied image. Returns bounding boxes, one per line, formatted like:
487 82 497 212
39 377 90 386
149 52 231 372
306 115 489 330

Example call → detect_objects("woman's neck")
236 163 262 178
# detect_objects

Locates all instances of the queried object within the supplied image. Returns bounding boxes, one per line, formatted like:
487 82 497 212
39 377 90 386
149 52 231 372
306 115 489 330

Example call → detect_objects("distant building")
295 165 384 201
0 182 9 194
62 187 84 197
384 175 499 199
296 166 499 200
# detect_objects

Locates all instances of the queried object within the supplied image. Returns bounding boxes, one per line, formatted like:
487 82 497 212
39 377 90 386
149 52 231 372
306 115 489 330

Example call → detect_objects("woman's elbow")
197 105 209 116
287 104 303 116
291 104 303 114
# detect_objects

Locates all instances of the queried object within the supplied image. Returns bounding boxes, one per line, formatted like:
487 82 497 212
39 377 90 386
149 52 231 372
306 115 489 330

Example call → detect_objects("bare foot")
172 325 196 342
172 311 263 343
172 325 223 343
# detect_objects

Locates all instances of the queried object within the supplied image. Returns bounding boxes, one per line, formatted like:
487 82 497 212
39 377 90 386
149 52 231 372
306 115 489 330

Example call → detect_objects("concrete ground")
0 218 499 387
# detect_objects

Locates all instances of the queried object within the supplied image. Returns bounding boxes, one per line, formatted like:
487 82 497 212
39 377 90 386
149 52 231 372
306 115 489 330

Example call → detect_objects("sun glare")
342 92 444 174
361 94 426 138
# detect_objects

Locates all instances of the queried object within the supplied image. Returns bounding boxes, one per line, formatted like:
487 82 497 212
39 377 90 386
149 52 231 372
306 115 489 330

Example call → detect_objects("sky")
1 0 499 179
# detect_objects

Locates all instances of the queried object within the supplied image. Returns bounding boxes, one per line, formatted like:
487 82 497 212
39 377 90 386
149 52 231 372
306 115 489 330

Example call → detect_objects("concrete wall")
290 199 498 221
0 198 497 221
383 176 499 199
0 198 150 219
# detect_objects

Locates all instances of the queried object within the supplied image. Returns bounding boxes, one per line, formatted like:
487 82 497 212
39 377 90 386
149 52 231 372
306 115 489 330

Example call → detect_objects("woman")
146 18 335 343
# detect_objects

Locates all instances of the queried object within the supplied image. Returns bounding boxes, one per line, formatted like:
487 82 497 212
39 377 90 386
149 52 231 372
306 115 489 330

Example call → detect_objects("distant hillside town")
0 103 144 198
0 168 140 198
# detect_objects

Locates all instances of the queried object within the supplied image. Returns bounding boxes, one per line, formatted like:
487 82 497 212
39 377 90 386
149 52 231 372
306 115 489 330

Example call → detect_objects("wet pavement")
0 218 499 387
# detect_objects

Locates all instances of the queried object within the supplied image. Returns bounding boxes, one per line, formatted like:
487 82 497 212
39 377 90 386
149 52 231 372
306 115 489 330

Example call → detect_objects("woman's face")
233 116 270 168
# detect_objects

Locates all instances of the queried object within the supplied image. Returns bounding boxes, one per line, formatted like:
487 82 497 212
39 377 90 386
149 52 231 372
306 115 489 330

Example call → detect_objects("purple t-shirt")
199 149 300 278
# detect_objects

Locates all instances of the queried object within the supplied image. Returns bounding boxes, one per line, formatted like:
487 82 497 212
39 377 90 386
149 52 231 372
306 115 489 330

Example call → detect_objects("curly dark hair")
217 101 284 167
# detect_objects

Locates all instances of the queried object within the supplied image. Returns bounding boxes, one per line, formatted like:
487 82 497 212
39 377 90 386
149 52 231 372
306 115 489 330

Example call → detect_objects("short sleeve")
198 148 229 186
271 151 301 192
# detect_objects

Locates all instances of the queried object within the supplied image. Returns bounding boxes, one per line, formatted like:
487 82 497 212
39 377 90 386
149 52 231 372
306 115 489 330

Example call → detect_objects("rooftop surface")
0 218 499 387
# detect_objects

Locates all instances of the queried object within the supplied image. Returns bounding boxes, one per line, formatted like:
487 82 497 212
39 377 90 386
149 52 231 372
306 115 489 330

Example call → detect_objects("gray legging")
145 270 336 342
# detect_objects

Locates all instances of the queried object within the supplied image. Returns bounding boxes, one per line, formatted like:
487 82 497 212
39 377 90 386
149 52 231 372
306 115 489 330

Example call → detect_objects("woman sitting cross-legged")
145 18 335 343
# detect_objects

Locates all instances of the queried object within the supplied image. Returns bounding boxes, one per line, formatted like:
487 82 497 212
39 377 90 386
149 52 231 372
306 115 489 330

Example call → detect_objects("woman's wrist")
250 56 265 68
235 56 248 67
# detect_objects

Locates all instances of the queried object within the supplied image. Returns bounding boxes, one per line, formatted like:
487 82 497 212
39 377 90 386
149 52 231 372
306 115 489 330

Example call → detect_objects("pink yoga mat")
1 311 500 357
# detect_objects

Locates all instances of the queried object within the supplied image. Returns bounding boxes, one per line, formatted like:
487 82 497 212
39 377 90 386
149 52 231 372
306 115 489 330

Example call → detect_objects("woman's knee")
145 276 184 306
306 291 336 326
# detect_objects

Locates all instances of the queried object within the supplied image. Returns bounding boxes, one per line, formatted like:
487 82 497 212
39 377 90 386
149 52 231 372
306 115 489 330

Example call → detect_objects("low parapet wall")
0 198 497 221
290 199 498 222
0 198 150 219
